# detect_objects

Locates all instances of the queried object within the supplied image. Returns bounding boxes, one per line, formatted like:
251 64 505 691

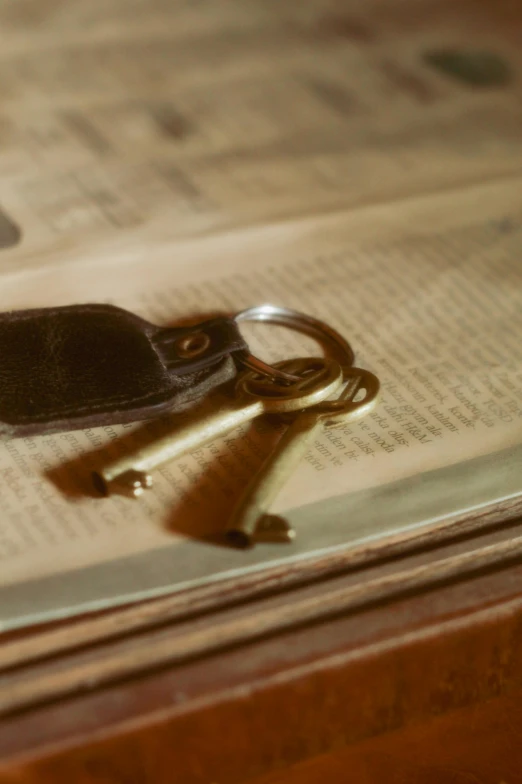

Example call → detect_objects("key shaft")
94 357 343 497
94 397 263 497
226 409 322 547
226 367 380 547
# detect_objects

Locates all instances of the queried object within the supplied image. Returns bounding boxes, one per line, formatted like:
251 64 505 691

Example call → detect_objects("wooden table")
2 497 522 783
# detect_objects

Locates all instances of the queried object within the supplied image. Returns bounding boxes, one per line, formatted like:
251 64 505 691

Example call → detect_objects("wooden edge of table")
3 493 522 668
2 500 522 783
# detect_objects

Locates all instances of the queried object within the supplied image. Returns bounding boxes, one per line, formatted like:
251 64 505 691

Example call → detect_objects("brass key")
93 357 344 498
225 366 380 547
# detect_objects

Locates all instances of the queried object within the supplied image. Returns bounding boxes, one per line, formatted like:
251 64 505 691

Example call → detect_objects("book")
1 0 521 630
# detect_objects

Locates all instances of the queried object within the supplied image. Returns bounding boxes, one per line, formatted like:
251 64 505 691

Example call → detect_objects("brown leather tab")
0 304 248 437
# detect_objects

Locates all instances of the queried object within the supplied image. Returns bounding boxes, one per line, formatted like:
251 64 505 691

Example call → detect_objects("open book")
1 0 522 630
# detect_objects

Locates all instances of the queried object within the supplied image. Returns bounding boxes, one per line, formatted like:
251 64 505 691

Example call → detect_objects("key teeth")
126 470 153 498
255 514 296 543
98 469 153 498
225 514 295 548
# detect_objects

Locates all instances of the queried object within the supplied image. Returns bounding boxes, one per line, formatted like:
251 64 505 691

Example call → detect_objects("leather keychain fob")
0 303 248 437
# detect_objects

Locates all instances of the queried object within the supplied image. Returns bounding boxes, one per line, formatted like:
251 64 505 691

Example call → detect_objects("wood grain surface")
251 690 522 784
2 509 522 782
3 491 521 674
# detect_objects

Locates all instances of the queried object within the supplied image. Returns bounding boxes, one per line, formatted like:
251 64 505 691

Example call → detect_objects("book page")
1 176 521 629
1 0 522 273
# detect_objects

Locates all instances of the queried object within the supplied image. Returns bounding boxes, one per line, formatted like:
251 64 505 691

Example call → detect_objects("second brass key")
93 357 343 498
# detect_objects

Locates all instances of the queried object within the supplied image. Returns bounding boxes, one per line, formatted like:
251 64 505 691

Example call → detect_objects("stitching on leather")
1 308 232 423
9 361 229 422
11 386 174 422
4 304 131 323
1 306 158 419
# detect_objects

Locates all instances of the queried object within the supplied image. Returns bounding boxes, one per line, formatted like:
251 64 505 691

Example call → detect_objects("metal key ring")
234 304 355 383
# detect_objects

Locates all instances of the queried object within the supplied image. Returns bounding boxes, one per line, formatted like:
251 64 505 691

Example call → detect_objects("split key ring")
234 304 355 382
